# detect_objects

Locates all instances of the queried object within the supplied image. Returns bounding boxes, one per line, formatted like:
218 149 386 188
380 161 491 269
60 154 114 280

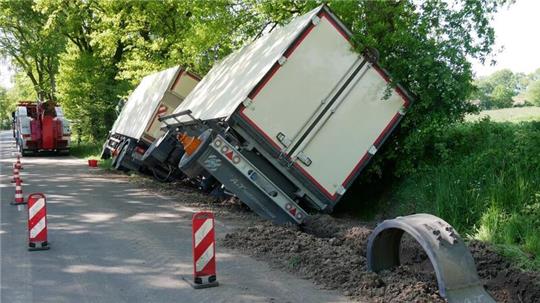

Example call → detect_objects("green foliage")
0 86 9 129
32 0 267 140
474 69 520 109
527 80 540 106
69 141 102 159
0 71 36 128
57 46 129 141
394 120 540 268
0 0 65 101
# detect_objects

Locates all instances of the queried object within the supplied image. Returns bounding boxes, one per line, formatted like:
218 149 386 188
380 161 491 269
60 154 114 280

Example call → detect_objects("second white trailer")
103 66 200 179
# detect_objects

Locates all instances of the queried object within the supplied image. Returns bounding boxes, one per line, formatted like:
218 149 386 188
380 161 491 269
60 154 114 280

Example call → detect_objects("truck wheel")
178 129 213 177
58 149 70 156
151 165 174 182
114 142 130 171
111 140 127 169
100 141 111 159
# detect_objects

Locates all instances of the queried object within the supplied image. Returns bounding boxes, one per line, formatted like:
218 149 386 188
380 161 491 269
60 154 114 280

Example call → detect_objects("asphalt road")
0 131 349 303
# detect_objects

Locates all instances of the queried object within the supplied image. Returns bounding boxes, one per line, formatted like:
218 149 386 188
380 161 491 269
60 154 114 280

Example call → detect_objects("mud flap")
367 214 495 303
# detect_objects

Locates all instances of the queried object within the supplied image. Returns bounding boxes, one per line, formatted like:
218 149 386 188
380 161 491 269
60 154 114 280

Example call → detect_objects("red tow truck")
12 101 71 155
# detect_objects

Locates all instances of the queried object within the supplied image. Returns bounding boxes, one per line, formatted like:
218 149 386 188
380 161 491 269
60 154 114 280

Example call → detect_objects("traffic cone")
11 164 22 183
15 154 23 170
10 178 26 205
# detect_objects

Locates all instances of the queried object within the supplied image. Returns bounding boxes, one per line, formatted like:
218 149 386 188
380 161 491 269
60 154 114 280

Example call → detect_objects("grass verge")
69 141 112 170
393 119 540 270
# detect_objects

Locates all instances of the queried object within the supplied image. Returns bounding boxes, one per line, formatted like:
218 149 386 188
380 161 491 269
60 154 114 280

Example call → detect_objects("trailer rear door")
240 15 358 151
290 66 407 199
142 72 200 142
239 12 410 200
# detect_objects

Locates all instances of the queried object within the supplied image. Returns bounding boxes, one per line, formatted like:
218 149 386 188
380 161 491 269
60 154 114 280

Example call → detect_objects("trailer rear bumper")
189 134 308 225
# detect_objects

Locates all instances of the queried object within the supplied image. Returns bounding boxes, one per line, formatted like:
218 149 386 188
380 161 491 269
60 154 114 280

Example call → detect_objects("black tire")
114 142 130 171
151 165 174 182
111 140 127 169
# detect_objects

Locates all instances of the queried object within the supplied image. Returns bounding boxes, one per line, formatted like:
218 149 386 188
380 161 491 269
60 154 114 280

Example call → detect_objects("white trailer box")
111 66 199 143
105 66 199 174
169 5 413 224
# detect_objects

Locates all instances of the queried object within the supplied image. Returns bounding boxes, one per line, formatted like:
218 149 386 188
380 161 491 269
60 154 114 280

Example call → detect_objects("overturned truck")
162 5 411 224
158 6 496 301
102 66 200 180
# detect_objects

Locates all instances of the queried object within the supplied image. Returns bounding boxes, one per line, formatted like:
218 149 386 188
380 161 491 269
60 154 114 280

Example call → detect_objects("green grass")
393 120 540 270
466 106 540 123
70 141 112 169
70 142 102 159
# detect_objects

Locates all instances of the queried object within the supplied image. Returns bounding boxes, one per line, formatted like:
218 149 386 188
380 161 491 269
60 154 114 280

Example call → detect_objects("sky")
472 0 540 77
1 0 539 89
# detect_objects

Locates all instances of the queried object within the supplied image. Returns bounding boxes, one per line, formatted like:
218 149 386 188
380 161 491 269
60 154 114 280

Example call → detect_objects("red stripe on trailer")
341 153 371 188
191 211 218 288
185 71 201 81
318 11 350 41
372 65 411 107
293 162 337 200
27 193 49 250
373 112 401 148
248 62 281 100
171 70 184 91
238 105 282 152
283 23 315 58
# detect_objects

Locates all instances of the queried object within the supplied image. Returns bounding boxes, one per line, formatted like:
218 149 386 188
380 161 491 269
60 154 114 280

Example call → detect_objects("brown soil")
223 215 540 303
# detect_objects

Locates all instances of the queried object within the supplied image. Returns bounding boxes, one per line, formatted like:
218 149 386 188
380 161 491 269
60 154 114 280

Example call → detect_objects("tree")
251 0 507 176
0 71 36 129
474 69 518 109
0 0 509 174
0 0 65 101
527 80 540 106
37 0 262 140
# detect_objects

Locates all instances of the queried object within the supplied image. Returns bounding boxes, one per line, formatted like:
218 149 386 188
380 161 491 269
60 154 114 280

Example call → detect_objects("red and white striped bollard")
190 211 218 289
27 193 50 251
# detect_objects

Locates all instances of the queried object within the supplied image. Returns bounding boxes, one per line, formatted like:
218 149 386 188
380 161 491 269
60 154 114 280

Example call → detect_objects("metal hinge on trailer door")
399 106 407 116
243 97 253 108
296 152 312 167
276 132 292 147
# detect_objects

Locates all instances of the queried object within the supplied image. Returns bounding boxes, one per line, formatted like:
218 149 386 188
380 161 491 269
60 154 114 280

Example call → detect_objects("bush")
393 120 540 268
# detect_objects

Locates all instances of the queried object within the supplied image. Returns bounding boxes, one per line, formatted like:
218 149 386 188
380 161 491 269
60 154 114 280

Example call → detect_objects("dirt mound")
223 216 540 303
469 241 540 303
223 222 444 302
